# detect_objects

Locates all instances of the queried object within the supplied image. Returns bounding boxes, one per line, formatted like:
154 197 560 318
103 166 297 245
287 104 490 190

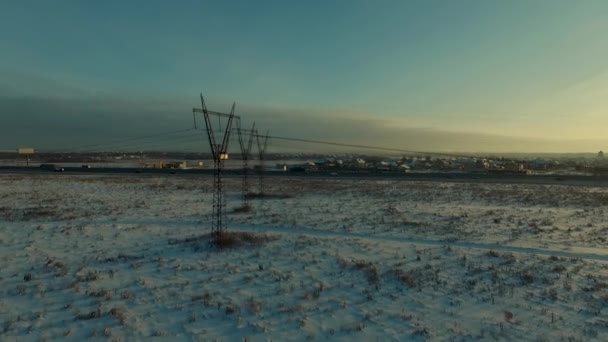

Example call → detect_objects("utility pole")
256 130 270 196
192 94 239 244
236 120 256 208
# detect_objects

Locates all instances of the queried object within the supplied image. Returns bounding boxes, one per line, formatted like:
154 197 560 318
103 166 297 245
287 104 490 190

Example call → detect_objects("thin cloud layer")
1 94 606 153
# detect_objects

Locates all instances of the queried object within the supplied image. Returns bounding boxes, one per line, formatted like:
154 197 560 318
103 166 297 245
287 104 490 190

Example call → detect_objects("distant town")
2 150 608 176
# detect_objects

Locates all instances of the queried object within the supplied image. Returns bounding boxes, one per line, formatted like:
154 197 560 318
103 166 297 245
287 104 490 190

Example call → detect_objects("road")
1 165 608 187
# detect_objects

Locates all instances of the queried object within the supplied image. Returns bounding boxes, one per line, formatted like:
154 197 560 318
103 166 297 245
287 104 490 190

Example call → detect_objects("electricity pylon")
192 94 239 244
236 120 256 207
256 130 270 196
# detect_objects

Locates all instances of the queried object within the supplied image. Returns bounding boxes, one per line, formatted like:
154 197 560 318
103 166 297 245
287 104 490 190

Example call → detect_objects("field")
1 173 608 341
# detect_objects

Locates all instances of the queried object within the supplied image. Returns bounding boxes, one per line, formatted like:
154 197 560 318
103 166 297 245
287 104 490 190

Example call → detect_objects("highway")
2 165 608 187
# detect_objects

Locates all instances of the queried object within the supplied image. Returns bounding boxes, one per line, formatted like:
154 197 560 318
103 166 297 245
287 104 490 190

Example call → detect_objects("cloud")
245 108 607 153
0 95 191 151
1 92 605 153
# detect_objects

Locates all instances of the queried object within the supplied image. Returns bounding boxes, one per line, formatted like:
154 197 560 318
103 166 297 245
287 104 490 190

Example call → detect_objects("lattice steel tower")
256 130 270 195
193 94 238 243
236 120 256 207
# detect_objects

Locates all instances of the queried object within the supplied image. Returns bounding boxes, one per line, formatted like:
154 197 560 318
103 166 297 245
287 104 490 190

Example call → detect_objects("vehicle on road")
40 164 65 172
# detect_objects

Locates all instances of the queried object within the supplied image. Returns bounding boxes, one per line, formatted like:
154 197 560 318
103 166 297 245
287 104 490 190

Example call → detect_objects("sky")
1 0 608 153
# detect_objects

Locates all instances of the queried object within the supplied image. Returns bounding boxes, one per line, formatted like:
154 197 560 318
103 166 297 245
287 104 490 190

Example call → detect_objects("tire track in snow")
231 223 608 262
24 218 608 262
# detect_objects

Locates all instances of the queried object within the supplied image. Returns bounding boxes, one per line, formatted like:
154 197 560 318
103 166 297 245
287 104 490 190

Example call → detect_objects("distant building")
142 161 187 169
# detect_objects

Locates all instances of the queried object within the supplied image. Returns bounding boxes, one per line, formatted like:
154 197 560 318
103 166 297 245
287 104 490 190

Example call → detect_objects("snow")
1 173 607 341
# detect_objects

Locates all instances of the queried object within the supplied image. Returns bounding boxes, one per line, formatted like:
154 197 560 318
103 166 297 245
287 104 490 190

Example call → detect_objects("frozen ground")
1 173 607 341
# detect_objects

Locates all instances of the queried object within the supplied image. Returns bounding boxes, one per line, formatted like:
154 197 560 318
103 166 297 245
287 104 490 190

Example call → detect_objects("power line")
58 130 471 158
236 132 472 158
60 128 196 152
91 133 202 152
71 129 232 153
31 122 472 158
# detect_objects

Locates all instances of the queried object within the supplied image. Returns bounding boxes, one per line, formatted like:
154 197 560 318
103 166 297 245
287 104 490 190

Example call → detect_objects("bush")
486 250 500 258
395 270 416 288
215 231 278 249
76 309 101 320
110 307 128 324
234 204 254 213
520 272 534 285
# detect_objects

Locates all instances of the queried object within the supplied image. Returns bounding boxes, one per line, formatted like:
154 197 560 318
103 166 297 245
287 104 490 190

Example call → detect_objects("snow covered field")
1 173 607 341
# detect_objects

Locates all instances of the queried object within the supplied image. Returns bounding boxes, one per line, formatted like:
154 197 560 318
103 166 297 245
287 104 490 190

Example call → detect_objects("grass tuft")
215 231 278 250
76 309 101 321
233 204 254 213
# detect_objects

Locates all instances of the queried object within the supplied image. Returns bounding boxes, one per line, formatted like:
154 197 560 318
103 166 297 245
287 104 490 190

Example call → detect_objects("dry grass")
233 204 254 213
0 206 60 221
110 307 128 324
5 174 608 340
486 250 500 258
504 310 514 322
247 297 263 314
351 259 381 285
520 272 535 285
225 305 237 314
170 231 278 250
245 192 293 200
394 269 416 288
215 231 278 250
87 288 112 299
76 309 101 321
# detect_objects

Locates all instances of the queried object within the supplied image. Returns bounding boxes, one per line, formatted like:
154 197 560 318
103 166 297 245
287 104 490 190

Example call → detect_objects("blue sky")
2 1 608 152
